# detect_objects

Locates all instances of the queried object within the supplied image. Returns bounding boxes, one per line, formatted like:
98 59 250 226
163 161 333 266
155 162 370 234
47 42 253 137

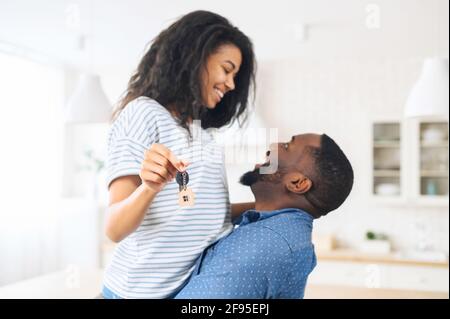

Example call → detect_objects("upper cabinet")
414 120 449 204
372 119 449 206
372 122 402 197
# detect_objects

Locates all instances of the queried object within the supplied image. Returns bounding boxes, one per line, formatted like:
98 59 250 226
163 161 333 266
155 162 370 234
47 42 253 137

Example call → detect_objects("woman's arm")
105 176 158 243
230 202 255 221
105 144 185 243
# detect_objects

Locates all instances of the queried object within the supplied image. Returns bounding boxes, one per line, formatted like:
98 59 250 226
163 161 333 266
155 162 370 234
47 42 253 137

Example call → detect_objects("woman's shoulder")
110 97 174 141
114 97 173 128
125 96 170 117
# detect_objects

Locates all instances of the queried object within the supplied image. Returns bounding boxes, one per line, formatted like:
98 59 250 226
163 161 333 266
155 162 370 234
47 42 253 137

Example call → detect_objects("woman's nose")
225 76 235 91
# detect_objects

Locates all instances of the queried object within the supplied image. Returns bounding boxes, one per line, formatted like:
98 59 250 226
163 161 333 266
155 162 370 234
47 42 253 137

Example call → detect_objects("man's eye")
283 143 289 150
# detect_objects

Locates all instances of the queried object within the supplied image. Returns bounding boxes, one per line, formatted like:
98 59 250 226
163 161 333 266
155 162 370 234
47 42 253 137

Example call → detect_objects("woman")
102 10 256 298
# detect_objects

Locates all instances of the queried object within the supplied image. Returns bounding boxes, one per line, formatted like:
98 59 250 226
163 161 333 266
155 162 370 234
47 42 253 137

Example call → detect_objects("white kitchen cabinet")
385 264 449 292
411 120 449 204
371 118 449 206
308 261 449 292
308 261 390 288
372 122 403 198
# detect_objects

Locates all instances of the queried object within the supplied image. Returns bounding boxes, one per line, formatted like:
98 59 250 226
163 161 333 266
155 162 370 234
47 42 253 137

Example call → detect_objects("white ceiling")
1 0 449 71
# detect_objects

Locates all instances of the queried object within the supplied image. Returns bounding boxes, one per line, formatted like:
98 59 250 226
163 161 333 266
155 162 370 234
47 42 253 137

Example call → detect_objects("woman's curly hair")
112 10 256 133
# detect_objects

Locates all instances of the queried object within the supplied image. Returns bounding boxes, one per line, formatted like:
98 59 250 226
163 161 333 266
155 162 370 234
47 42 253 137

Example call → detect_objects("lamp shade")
405 58 449 118
65 73 112 123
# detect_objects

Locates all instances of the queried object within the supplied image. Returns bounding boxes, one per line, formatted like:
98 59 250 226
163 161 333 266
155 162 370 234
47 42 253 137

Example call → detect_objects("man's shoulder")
220 222 290 256
253 212 313 251
221 211 313 253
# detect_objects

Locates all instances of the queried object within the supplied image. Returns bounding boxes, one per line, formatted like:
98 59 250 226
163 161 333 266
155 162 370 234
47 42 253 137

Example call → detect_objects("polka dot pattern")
174 208 317 299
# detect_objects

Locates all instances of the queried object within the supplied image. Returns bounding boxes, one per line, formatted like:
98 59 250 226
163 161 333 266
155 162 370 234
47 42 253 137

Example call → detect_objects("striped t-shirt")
103 96 233 298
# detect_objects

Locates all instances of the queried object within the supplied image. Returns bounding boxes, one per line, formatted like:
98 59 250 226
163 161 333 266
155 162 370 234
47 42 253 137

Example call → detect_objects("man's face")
240 134 321 188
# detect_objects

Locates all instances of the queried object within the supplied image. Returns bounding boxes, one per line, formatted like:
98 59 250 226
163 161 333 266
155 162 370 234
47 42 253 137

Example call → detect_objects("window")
0 51 64 285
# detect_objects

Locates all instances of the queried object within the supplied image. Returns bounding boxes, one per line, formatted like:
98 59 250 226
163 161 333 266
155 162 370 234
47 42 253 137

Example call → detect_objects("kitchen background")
0 0 448 298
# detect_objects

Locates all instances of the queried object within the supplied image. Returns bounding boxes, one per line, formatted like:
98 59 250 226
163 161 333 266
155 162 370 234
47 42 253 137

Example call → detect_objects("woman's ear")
284 172 312 194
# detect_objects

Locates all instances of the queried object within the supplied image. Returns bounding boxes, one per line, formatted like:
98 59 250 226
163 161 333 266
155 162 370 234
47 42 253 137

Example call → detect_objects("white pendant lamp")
65 73 112 123
64 0 112 124
405 57 449 118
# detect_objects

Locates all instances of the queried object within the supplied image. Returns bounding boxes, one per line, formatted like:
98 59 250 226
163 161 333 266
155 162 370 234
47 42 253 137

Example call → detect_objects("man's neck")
253 189 292 212
254 201 287 212
252 184 284 212
253 190 318 218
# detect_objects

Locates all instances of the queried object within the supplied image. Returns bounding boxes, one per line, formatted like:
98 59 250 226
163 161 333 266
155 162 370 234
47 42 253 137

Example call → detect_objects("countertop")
316 249 449 268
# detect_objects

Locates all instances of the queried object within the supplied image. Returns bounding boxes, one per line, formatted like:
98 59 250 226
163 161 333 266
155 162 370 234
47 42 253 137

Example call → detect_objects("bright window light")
0 52 64 224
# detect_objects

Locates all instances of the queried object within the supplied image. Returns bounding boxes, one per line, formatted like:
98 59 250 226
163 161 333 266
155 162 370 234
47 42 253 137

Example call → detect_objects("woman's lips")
214 88 224 102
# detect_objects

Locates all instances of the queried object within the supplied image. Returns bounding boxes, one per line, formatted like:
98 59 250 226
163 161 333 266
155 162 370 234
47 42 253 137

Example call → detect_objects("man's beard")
239 167 283 187
239 169 260 186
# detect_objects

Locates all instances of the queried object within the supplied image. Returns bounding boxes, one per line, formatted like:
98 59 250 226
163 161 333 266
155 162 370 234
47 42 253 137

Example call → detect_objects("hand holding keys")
140 143 194 206
140 143 190 193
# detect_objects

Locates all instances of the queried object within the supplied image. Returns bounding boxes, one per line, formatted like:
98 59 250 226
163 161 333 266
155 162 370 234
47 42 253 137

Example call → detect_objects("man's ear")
284 172 312 194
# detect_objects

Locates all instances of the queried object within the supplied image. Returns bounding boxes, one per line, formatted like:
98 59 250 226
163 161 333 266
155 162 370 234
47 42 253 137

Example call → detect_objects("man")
174 133 354 299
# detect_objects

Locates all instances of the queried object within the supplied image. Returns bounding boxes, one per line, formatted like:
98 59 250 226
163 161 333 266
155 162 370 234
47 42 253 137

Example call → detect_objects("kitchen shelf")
374 170 401 177
374 142 401 148
420 142 449 148
420 170 449 177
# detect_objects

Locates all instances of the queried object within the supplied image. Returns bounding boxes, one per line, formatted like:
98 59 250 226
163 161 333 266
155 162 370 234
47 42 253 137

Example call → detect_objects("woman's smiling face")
201 44 242 109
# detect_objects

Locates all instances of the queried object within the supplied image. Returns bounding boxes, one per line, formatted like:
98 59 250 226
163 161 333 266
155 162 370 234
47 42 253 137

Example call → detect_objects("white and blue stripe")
102 97 233 298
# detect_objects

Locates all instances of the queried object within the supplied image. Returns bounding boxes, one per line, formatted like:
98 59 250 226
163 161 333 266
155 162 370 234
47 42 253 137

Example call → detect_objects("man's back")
174 208 317 299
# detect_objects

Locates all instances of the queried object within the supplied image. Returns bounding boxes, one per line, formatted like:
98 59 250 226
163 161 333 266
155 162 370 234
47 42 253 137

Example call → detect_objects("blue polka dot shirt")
174 208 317 299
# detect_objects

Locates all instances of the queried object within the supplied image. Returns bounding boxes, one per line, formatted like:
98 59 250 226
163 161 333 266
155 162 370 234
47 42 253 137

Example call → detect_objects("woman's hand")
140 143 189 192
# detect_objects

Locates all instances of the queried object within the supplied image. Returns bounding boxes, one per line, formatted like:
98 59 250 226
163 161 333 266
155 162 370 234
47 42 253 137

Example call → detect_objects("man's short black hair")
304 134 354 215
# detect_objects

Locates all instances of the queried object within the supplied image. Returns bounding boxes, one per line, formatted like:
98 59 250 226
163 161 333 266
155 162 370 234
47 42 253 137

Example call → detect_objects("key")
176 171 195 207
176 171 189 190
